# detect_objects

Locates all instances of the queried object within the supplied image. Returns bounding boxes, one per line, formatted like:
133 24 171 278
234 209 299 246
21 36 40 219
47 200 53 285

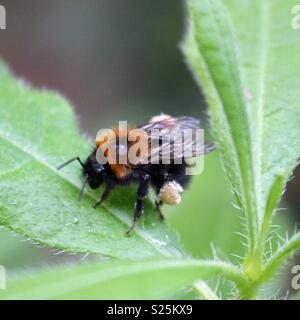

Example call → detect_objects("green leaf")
183 0 300 255
0 259 247 299
183 0 258 251
223 0 300 256
0 62 183 259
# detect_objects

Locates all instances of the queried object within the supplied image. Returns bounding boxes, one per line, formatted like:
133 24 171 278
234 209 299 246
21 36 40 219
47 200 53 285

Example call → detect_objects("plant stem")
256 174 285 267
244 173 285 281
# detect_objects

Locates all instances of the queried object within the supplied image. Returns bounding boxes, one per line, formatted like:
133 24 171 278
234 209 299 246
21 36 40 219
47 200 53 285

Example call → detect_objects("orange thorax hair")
95 126 149 179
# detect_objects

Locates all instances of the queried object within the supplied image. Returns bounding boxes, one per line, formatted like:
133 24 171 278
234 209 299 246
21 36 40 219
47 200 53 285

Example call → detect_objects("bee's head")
83 154 106 190
57 152 107 200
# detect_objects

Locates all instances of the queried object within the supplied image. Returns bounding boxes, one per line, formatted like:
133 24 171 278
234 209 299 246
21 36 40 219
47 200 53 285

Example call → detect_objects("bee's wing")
141 116 200 135
140 116 215 163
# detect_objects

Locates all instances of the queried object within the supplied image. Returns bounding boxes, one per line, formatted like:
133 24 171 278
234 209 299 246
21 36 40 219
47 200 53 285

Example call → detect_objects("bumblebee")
58 115 215 235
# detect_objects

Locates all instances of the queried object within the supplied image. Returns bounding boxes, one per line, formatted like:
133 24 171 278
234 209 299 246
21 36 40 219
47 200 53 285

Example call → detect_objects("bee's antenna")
78 176 88 201
57 157 85 170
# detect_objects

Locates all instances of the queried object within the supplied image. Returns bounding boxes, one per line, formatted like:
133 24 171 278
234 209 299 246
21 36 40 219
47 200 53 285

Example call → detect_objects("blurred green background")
0 0 299 298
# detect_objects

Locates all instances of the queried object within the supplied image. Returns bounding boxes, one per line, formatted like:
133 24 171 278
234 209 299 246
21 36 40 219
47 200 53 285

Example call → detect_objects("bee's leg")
93 186 112 209
155 200 164 221
127 174 150 236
